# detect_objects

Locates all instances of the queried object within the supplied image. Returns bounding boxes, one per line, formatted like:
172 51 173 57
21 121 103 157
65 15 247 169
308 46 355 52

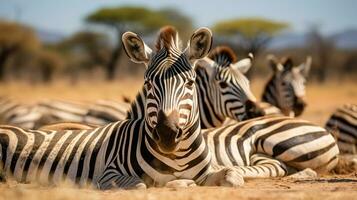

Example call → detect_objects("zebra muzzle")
244 100 266 119
153 110 183 153
293 97 307 117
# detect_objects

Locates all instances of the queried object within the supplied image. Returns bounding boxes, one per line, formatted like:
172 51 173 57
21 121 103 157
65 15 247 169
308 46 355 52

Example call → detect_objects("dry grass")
2 77 355 126
0 78 356 199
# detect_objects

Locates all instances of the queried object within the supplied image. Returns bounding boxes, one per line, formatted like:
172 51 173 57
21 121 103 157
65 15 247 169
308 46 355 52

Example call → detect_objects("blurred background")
0 0 356 125
1 0 357 83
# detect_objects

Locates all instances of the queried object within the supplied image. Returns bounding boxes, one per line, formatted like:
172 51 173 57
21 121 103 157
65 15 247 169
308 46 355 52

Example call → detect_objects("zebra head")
122 26 212 154
265 55 312 116
196 46 264 121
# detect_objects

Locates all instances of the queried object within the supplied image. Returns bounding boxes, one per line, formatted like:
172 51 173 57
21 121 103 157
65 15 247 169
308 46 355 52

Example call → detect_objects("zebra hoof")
165 179 197 188
220 168 244 187
288 168 317 179
134 183 147 189
204 168 244 187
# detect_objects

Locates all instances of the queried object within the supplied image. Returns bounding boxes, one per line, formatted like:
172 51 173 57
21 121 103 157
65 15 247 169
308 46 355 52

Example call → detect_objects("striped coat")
325 104 357 154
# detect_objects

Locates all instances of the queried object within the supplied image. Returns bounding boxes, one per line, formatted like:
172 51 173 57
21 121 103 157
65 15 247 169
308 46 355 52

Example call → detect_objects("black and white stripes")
262 55 312 117
204 115 339 177
325 104 357 154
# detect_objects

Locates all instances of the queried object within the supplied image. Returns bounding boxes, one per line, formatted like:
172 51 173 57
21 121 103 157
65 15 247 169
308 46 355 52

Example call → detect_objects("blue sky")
0 0 356 35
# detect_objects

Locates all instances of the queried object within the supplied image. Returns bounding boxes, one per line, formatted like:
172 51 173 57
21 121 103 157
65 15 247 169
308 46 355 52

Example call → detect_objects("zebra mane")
208 46 237 67
126 86 146 119
155 26 181 52
280 56 294 71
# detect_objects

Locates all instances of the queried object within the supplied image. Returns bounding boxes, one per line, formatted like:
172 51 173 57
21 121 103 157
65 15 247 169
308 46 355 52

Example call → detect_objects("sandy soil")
1 174 357 200
0 78 356 200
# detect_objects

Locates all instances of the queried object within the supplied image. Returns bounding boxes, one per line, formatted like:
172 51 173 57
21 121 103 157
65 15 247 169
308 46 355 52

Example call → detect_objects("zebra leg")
287 168 317 179
165 179 197 188
213 154 290 178
96 169 146 190
202 167 244 187
251 154 318 179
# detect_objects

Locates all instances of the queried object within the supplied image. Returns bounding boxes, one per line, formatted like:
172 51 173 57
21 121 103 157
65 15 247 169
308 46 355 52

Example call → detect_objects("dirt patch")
1 175 357 200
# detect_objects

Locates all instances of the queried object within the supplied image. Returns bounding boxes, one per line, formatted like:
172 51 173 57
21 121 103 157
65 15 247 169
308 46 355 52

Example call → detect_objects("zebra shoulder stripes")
0 26 243 189
325 103 357 154
262 55 312 117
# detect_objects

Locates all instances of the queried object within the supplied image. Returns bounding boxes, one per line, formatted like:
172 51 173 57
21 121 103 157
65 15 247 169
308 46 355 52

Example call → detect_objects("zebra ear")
299 56 312 77
122 32 152 66
282 57 294 71
231 53 254 74
187 27 213 62
267 54 283 72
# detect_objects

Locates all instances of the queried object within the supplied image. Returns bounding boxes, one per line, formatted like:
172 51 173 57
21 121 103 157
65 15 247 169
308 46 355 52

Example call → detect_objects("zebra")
262 55 312 117
40 47 339 178
195 46 264 128
325 103 357 154
0 26 243 189
36 99 130 126
0 98 129 129
0 97 43 129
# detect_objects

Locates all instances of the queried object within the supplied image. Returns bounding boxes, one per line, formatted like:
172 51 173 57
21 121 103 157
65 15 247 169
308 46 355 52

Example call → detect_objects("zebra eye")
186 80 195 88
219 81 229 89
144 80 152 90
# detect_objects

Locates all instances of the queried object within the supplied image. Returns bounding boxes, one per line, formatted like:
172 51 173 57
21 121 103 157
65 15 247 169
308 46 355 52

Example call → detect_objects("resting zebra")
0 97 42 129
262 55 312 117
43 47 339 177
0 98 130 129
325 104 357 154
0 27 243 189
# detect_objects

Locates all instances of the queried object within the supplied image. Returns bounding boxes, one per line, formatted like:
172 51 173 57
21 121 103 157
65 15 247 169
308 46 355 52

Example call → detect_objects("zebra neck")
126 87 146 120
196 68 225 128
262 76 289 113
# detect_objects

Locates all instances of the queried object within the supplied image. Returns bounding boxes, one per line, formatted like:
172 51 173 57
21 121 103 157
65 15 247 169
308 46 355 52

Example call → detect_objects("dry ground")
0 78 356 200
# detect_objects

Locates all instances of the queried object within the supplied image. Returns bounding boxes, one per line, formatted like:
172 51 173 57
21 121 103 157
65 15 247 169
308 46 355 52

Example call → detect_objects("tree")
158 8 193 40
86 6 172 80
58 31 110 68
36 50 64 82
0 20 40 81
213 18 288 56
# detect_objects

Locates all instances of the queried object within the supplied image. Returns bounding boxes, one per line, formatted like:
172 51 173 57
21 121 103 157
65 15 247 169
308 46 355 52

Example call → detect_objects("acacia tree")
36 50 64 83
86 6 173 80
213 18 288 56
0 20 40 81
58 31 110 68
158 8 193 40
